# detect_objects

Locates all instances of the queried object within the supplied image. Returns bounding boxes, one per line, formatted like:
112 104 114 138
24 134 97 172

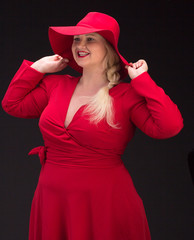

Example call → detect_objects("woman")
2 12 183 240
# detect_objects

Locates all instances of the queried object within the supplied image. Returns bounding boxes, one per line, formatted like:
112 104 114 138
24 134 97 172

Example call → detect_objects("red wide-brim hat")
49 12 129 80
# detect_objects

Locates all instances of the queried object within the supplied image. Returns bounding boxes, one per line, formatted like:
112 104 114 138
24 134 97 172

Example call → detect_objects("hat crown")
77 12 120 44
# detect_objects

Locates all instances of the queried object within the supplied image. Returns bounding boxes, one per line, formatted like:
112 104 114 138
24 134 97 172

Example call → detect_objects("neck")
79 67 108 91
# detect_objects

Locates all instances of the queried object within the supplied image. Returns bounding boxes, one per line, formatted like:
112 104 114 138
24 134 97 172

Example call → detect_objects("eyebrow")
74 33 96 37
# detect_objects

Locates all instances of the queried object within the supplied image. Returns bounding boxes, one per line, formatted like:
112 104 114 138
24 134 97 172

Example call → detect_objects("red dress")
2 60 183 240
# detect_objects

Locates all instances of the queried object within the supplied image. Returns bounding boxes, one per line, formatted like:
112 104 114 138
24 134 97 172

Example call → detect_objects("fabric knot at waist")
28 146 47 166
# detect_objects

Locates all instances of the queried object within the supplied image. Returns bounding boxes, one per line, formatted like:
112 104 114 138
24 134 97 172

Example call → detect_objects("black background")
0 0 193 239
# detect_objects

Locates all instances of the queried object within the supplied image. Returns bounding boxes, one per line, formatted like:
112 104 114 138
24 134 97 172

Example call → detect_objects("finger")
139 59 145 66
60 63 68 71
53 54 61 61
138 62 142 68
133 61 138 68
63 58 69 63
128 63 134 69
125 65 132 70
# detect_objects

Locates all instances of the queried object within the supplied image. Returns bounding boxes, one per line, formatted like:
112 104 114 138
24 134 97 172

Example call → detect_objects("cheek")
97 45 107 60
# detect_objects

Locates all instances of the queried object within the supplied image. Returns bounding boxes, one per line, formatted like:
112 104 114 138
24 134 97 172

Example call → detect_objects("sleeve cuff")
130 71 163 98
22 59 45 77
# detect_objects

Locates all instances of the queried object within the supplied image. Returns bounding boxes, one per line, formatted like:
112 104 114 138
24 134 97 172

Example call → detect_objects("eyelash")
87 37 94 41
73 37 94 42
73 37 80 41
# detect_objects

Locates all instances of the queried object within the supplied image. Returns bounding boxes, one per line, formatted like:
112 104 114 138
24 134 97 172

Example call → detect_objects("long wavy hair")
82 39 121 129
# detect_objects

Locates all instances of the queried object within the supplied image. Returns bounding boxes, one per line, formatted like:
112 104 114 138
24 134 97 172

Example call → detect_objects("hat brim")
48 26 129 79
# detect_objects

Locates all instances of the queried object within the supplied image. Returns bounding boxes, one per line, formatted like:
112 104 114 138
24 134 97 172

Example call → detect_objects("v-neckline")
63 76 122 130
64 76 83 130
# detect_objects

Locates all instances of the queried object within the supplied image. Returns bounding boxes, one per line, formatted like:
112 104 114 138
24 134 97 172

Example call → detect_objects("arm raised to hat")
31 54 69 73
1 56 68 118
123 59 183 139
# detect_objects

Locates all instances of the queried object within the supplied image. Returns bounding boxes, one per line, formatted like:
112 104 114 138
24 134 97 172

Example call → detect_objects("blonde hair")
82 40 121 129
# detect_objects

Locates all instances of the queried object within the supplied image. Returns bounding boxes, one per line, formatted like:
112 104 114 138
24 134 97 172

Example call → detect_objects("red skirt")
29 161 151 240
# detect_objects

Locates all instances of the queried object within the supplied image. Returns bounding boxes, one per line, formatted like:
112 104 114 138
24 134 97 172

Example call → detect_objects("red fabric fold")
28 146 47 165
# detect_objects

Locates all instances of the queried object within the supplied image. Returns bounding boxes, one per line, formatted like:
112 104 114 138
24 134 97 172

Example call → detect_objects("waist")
47 147 123 168
29 145 123 169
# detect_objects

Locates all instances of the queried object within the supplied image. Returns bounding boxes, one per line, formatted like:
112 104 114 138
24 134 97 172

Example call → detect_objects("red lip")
77 51 90 58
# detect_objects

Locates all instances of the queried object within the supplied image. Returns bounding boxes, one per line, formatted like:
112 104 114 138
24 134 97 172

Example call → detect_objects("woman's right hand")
31 54 69 73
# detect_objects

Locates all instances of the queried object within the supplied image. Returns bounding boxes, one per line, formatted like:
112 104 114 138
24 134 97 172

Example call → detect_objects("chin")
75 61 92 69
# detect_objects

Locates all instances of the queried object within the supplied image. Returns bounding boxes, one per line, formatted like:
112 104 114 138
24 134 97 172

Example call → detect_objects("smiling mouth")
77 51 90 58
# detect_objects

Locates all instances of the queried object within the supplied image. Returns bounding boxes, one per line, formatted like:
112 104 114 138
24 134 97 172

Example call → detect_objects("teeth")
78 51 89 56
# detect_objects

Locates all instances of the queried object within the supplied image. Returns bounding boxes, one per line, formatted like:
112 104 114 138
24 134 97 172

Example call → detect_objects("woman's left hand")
125 59 148 79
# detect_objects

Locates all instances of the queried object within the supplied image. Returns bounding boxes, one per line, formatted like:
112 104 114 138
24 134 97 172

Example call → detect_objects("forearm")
2 60 47 118
129 72 184 139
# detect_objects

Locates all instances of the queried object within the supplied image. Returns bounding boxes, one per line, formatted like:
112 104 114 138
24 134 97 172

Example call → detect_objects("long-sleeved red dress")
2 60 183 240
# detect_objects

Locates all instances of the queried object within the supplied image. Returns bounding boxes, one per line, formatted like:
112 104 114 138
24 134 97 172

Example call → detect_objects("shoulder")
114 79 146 112
40 74 79 87
116 72 154 97
40 74 79 95
111 81 133 98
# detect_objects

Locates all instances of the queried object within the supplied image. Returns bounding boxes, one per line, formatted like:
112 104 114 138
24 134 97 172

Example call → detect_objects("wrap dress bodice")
1 60 183 240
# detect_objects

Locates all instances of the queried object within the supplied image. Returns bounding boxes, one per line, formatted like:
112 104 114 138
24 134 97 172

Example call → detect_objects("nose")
77 39 87 49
